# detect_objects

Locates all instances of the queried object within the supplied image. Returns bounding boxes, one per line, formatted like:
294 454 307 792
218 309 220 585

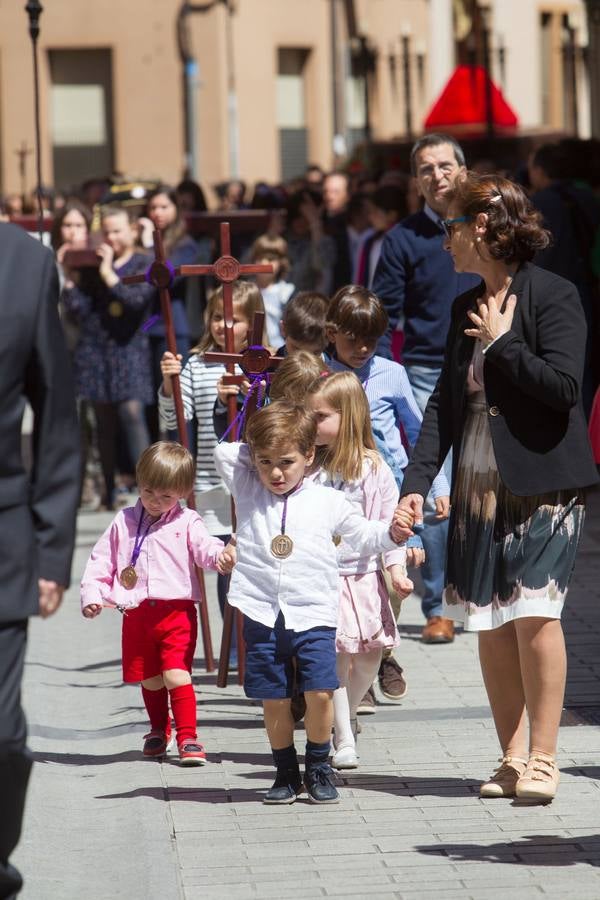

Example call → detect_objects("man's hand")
38 579 65 619
406 546 425 568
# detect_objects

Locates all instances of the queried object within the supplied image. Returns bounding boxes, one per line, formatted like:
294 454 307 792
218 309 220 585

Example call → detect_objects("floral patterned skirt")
443 393 585 632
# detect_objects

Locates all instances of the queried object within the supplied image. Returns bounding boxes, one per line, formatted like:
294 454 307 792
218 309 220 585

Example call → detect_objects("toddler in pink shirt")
81 441 235 765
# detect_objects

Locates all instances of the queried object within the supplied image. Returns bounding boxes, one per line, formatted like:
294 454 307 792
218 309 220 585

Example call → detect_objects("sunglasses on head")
441 215 473 237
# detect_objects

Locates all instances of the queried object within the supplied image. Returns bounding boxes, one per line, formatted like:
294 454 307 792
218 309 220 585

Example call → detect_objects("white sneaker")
331 745 359 770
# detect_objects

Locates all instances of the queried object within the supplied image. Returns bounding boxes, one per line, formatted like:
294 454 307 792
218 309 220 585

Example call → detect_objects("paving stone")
12 489 600 899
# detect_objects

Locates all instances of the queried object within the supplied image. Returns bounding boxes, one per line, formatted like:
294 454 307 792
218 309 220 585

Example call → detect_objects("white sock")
347 650 382 717
333 654 354 750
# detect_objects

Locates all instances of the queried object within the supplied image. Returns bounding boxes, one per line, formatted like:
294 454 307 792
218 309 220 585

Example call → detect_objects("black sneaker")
304 763 340 804
264 769 303 805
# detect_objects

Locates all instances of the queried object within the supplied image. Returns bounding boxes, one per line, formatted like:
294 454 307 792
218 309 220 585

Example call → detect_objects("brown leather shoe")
421 616 455 643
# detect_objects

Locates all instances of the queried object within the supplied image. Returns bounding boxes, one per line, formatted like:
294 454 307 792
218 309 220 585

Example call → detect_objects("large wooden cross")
180 222 276 425
121 229 216 671
179 222 283 687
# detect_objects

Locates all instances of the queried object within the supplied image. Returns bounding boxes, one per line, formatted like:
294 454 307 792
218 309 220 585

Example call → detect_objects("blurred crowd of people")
2 136 600 513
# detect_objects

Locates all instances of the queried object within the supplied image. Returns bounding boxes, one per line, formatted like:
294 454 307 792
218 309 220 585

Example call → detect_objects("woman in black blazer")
398 173 598 802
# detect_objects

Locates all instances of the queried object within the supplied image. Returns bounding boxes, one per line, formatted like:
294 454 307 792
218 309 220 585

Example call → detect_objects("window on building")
48 49 114 190
346 73 366 155
539 9 578 133
540 12 554 126
277 48 309 182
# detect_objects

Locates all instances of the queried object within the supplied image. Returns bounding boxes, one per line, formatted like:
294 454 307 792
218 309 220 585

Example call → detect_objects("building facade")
0 0 591 202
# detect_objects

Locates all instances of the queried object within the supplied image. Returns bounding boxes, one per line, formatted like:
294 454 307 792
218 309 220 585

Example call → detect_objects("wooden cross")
204 312 284 426
121 229 216 672
180 221 276 425
179 221 282 687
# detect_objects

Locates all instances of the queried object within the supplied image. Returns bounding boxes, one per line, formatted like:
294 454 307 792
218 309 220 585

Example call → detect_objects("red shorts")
121 599 198 683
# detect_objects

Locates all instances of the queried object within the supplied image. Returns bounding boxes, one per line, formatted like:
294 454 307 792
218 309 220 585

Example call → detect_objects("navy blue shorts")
243 612 338 700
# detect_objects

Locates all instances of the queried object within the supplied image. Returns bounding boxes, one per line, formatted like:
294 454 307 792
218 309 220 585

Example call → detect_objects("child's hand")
217 541 237 575
393 494 424 540
97 243 118 287
406 546 425 568
435 495 450 519
390 506 414 543
387 564 414 600
137 216 155 249
82 603 102 619
239 378 254 397
216 375 241 405
160 352 182 397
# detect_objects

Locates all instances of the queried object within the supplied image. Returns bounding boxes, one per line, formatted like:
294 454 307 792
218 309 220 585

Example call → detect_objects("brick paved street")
14 489 600 900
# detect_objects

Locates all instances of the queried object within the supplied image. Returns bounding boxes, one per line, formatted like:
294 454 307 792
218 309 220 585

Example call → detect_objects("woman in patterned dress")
398 173 598 802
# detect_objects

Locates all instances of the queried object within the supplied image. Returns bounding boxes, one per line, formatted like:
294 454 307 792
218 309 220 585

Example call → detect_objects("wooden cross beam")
122 229 215 672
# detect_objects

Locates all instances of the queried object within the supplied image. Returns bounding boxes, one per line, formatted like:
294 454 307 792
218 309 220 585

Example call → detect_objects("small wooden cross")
121 229 216 672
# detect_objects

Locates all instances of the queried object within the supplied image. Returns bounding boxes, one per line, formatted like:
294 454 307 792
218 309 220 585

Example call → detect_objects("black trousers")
0 621 32 900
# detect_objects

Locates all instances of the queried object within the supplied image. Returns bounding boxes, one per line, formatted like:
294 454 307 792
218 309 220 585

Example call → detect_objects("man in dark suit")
372 134 479 665
0 223 79 900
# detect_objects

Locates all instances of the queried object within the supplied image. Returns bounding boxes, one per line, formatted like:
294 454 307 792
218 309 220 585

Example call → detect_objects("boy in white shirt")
214 401 410 804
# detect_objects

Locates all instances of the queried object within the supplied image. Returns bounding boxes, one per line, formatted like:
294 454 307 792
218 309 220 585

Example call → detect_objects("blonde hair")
308 371 379 481
270 351 330 402
250 233 290 279
135 441 194 495
192 280 266 354
245 401 316 457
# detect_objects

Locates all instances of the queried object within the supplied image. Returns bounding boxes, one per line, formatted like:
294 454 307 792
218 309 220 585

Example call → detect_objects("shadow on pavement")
31 749 141 765
416 834 600 867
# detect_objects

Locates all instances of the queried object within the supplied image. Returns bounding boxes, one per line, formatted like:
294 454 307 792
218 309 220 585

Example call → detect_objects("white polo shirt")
214 442 399 632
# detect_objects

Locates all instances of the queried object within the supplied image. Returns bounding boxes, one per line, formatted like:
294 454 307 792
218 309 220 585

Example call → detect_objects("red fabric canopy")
424 64 518 129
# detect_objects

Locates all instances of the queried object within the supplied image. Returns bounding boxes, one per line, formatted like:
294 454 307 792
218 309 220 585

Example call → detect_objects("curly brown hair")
450 173 550 263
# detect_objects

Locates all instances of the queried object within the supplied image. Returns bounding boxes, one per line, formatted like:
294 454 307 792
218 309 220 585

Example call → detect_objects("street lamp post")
480 5 495 142
400 27 413 140
584 0 600 137
24 0 44 240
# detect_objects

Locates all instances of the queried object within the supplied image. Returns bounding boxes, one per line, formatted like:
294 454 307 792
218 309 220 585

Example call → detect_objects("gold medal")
271 534 294 559
119 565 138 589
108 300 124 317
